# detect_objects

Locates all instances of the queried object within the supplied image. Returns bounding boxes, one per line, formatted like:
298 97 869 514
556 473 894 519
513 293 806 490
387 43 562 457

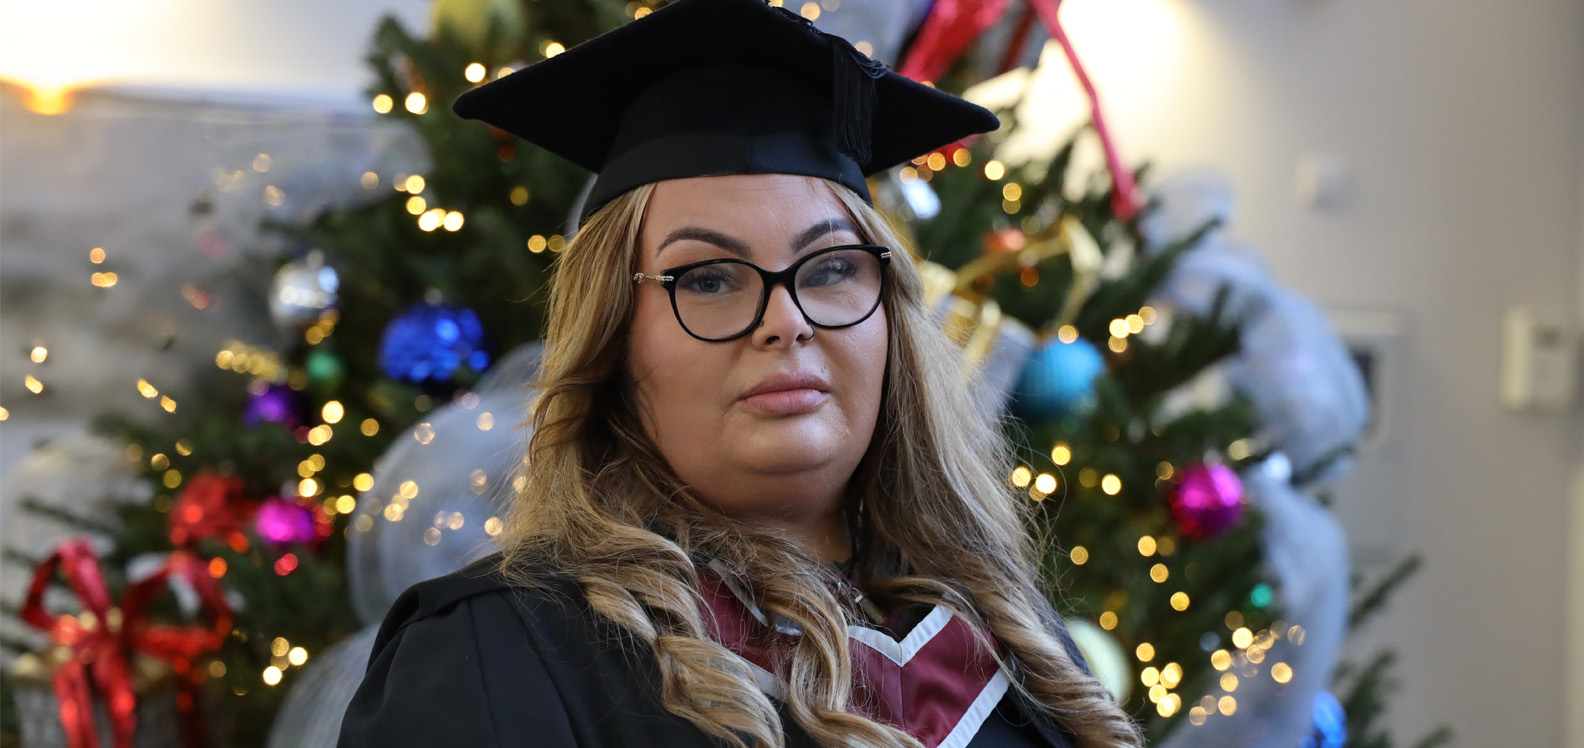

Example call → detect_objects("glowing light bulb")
1101 474 1122 495
1033 473 1057 494
1051 443 1072 465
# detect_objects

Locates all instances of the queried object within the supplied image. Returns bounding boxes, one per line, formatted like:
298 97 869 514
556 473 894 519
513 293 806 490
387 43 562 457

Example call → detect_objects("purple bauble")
1168 463 1245 539
254 497 319 546
245 383 302 428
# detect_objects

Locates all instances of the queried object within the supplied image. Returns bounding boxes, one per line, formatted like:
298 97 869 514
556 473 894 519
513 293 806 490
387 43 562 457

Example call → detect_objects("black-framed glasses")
633 244 891 342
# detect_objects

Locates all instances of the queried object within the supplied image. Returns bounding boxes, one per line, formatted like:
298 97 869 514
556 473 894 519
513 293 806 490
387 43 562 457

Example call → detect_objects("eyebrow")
655 218 859 259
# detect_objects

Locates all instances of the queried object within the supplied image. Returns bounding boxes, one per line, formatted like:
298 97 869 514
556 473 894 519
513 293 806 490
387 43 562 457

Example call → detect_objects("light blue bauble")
1014 338 1105 420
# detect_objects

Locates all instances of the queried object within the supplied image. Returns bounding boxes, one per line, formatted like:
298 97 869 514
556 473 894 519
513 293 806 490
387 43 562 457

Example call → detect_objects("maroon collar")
697 564 1010 748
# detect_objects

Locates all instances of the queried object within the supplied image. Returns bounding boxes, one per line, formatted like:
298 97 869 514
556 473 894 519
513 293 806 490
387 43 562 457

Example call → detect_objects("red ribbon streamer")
896 0 1142 221
896 0 1014 84
21 538 232 748
1027 0 1142 220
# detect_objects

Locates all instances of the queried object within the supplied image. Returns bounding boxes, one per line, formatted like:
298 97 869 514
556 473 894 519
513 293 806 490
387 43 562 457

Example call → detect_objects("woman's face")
627 174 888 530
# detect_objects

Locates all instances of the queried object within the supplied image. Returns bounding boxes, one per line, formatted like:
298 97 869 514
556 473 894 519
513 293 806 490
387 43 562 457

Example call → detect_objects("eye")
676 264 748 295
798 254 861 289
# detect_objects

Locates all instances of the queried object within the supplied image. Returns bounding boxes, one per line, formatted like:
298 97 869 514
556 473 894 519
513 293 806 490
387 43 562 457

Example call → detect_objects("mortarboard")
453 0 999 216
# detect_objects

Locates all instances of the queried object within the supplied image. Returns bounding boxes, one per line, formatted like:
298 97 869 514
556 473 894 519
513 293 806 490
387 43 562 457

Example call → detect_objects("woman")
339 1 1141 746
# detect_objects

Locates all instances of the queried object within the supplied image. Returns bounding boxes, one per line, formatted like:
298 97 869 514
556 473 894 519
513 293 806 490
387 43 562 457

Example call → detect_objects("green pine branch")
13 496 119 536
1349 555 1421 630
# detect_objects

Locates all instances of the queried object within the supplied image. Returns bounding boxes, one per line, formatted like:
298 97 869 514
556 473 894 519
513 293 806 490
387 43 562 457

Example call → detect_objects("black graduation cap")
453 0 999 216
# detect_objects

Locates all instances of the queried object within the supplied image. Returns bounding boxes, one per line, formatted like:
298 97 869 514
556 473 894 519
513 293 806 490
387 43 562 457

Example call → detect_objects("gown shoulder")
336 554 584 748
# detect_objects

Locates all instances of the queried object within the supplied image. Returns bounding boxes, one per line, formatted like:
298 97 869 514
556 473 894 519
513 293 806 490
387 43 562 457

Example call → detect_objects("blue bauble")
378 302 491 384
1298 691 1348 748
1013 338 1104 420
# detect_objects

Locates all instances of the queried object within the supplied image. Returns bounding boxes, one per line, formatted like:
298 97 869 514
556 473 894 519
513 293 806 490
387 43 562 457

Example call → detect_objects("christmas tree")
1 1 1445 746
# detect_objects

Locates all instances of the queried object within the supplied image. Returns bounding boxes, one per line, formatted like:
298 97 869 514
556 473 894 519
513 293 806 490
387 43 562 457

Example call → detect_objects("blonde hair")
498 177 1142 748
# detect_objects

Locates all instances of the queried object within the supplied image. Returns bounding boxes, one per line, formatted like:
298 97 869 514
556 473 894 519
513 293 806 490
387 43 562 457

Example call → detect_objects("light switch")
1295 154 1353 211
1501 306 1579 412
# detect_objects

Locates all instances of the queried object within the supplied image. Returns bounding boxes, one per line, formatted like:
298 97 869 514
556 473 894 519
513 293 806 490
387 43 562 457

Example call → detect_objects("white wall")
0 0 429 104
1068 0 1583 744
1569 143 1584 748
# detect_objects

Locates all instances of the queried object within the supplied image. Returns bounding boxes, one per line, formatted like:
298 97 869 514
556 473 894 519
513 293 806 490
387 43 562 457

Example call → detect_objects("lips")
737 372 830 416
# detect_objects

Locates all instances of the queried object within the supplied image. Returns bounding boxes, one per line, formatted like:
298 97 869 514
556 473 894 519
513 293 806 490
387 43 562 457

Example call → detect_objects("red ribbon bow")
21 538 233 748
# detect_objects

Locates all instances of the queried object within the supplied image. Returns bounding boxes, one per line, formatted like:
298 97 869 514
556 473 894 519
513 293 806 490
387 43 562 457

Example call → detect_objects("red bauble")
170 473 257 547
1167 463 1246 539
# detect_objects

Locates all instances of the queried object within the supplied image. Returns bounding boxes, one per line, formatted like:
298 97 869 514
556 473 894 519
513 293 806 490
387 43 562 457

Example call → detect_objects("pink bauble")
254 497 319 546
1168 463 1245 539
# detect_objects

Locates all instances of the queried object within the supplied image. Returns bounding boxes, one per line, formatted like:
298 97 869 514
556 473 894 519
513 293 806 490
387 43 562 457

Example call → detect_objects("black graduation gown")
337 555 1079 747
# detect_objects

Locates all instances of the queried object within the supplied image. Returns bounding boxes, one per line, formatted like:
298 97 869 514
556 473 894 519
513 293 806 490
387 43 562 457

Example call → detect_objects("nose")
751 282 814 347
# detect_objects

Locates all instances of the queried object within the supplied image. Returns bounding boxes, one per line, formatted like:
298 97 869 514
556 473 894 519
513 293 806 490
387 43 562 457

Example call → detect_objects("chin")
734 439 842 476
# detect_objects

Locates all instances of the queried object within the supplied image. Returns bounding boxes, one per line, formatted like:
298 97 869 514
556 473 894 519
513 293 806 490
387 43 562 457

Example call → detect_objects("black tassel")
832 39 884 166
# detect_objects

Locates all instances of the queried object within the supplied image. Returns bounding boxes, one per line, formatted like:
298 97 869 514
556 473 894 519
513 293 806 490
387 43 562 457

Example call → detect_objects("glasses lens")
672 261 763 340
794 248 884 327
